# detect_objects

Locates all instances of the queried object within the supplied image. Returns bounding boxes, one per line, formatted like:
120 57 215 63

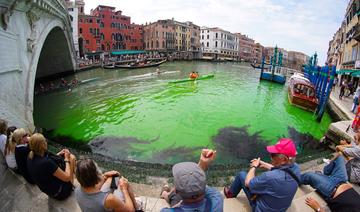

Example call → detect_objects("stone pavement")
329 86 355 120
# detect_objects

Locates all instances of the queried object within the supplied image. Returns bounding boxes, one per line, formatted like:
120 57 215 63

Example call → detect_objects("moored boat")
115 59 166 69
288 73 318 112
103 63 116 69
168 74 214 84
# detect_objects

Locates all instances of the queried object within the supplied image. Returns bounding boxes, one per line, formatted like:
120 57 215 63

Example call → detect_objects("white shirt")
5 151 17 169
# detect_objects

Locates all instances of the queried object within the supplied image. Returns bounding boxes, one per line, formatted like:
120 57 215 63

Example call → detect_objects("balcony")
353 24 360 42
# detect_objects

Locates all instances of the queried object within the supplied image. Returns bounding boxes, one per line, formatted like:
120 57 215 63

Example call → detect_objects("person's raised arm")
53 151 73 182
198 149 216 171
106 177 134 212
245 158 260 187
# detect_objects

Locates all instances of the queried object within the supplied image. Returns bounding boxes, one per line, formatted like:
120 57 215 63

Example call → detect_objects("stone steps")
0 155 355 212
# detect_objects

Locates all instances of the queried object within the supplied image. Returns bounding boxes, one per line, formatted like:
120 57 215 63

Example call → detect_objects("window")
352 44 358 61
79 28 82 33
215 41 218 48
89 19 93 23
201 35 204 39
86 40 89 44
207 35 209 39
79 19 83 23
216 33 218 39
100 22 104 28
97 19 100 23
206 42 209 47
90 28 93 33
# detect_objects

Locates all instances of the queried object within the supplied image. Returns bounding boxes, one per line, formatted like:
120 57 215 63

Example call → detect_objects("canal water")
34 61 332 164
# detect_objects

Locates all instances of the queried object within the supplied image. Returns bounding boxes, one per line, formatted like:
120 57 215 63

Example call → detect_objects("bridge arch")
25 19 75 129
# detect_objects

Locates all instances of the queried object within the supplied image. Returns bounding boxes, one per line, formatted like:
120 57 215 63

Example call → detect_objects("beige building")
254 43 264 63
143 19 200 59
264 47 309 70
335 0 359 70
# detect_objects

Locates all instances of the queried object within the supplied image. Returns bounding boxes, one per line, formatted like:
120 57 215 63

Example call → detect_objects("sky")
83 0 348 64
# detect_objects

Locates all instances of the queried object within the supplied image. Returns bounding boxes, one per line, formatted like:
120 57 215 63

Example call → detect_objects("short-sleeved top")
5 150 17 169
249 163 301 212
160 186 223 212
343 146 360 183
0 134 7 155
15 144 35 184
27 154 63 197
327 188 360 212
75 187 111 212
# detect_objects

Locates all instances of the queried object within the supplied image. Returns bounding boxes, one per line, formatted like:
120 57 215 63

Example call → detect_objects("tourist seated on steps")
4 128 29 172
0 119 8 155
27 133 76 200
331 132 360 184
14 129 35 184
224 138 301 212
301 155 360 212
75 158 143 212
160 149 224 212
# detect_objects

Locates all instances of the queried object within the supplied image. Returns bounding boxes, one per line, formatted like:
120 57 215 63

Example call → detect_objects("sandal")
160 184 171 198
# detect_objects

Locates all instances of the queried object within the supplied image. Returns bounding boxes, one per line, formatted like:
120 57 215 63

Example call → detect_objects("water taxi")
288 73 318 112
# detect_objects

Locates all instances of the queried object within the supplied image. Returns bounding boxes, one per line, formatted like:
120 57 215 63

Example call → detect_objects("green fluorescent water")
34 61 332 163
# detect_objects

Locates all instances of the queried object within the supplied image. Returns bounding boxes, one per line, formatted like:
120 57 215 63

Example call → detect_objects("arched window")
151 41 153 49
156 41 159 48
206 42 209 47
215 41 218 48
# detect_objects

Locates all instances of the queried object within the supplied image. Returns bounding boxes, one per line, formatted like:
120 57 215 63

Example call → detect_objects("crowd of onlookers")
2 117 360 211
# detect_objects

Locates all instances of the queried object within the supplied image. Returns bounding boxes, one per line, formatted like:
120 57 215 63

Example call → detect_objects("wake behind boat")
168 74 214 84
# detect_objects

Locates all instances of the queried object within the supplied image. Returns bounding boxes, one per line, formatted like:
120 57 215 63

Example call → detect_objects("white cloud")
83 0 347 64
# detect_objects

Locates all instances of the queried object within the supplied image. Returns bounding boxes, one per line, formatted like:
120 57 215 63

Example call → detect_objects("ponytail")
28 150 34 160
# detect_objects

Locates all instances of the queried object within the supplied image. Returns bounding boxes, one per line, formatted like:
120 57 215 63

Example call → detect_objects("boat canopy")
111 50 146 55
336 69 359 75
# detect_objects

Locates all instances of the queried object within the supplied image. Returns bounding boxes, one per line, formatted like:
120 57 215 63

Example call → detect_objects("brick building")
143 19 176 52
78 4 143 56
236 33 256 62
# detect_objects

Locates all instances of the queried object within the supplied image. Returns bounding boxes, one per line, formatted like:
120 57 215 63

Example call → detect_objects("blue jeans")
229 171 256 209
300 156 348 200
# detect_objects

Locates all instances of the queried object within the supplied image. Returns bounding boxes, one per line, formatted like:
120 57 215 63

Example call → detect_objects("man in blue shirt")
160 149 223 212
224 138 301 212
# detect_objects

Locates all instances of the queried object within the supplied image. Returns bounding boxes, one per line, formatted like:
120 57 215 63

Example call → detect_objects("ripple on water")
34 61 333 164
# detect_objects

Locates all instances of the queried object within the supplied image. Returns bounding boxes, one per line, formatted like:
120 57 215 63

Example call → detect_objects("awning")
111 50 146 55
351 71 360 77
336 69 359 75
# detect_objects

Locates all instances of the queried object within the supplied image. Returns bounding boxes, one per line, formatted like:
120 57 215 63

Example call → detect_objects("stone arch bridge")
0 0 76 129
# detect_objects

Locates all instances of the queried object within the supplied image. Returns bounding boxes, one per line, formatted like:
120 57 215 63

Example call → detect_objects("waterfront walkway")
329 86 355 120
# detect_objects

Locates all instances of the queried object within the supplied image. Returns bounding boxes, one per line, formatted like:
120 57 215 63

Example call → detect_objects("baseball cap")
266 138 297 157
172 162 206 199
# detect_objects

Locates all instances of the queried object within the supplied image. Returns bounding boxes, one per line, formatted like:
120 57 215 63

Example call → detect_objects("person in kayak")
189 72 198 79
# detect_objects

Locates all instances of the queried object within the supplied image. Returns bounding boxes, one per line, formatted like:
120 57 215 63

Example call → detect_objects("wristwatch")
316 207 321 212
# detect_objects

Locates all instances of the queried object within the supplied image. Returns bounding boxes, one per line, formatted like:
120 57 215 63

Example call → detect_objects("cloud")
83 0 347 64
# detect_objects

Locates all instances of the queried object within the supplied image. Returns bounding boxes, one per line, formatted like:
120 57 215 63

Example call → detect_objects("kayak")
168 74 215 84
